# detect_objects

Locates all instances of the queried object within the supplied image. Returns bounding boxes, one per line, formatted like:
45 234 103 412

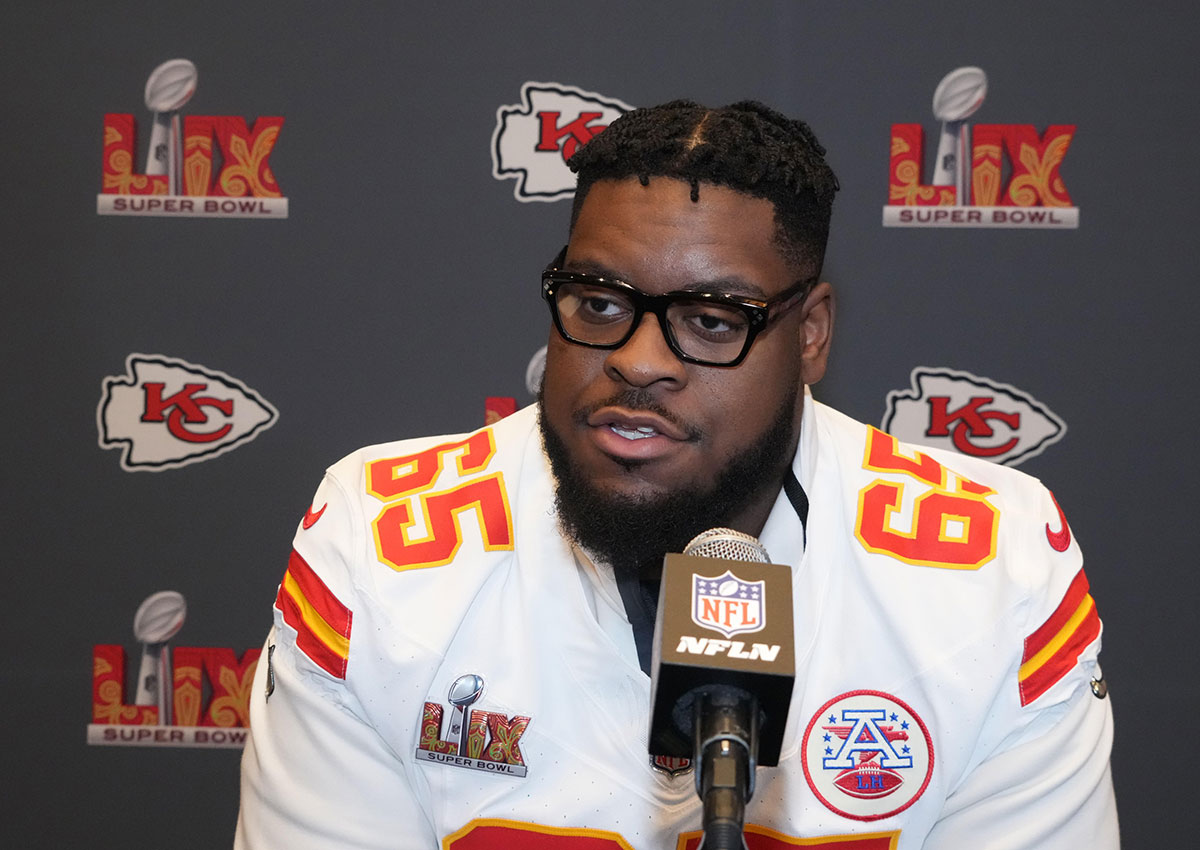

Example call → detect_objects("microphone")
648 528 796 849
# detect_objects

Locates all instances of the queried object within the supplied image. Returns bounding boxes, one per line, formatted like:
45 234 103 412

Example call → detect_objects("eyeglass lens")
554 281 752 363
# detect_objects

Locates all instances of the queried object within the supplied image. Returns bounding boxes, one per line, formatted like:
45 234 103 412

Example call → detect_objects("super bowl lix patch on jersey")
415 674 531 778
801 690 934 821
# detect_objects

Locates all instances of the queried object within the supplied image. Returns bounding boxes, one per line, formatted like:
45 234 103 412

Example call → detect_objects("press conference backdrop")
1 1 1193 846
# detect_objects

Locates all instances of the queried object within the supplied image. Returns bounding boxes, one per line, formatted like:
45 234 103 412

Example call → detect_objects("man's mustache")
570 389 702 441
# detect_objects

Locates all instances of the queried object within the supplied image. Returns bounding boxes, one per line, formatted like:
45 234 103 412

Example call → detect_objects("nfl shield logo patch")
650 754 693 777
691 570 765 638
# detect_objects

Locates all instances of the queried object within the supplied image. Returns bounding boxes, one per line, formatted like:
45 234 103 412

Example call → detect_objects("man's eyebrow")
562 259 769 299
562 258 619 278
679 279 769 299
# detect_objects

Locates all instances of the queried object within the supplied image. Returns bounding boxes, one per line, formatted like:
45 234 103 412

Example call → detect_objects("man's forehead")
572 177 777 238
569 177 802 285
577 174 774 211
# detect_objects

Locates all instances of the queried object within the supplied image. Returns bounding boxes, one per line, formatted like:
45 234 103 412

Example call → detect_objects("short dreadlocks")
567 99 840 274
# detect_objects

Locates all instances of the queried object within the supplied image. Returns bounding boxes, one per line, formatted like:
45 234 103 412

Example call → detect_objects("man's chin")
585 470 681 504
552 485 710 580
538 390 799 579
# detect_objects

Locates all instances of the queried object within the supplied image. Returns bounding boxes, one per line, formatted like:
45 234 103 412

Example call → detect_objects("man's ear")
799 281 834 386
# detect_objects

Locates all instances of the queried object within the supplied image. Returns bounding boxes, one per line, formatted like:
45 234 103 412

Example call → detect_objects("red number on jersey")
855 427 998 570
444 819 633 850
366 430 514 571
679 823 900 849
444 819 899 850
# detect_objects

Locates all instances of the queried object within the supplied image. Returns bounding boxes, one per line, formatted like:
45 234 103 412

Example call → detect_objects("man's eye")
678 307 748 338
575 289 631 321
585 296 620 315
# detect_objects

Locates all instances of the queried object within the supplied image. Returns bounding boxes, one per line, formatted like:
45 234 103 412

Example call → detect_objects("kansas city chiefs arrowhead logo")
491 81 632 202
97 354 278 471
883 367 1066 466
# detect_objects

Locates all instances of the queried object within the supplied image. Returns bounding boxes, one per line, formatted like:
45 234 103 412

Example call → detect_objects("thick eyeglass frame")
541 246 814 367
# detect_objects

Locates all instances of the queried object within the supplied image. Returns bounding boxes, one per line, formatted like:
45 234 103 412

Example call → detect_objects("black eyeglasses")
541 246 813 367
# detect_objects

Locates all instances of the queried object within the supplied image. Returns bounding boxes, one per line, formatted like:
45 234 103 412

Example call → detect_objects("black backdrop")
2 2 1195 847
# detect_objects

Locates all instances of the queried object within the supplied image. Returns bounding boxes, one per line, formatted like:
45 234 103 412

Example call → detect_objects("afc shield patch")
802 690 934 821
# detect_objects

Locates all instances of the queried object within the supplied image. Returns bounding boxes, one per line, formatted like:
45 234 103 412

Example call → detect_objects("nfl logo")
691 570 765 638
651 754 693 776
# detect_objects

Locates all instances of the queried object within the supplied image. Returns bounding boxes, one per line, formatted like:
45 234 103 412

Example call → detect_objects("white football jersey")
236 395 1117 849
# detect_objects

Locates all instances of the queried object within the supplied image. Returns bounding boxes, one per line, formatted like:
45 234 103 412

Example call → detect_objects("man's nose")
603 312 688 389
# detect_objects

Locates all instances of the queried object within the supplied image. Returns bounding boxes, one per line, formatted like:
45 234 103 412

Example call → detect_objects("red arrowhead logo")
302 503 327 530
1045 491 1070 552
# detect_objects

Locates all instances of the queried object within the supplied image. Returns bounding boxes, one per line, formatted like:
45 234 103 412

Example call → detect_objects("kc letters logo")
89 591 261 749
416 674 531 778
97 353 278 471
98 59 287 218
883 367 1066 466
492 82 632 202
884 66 1077 228
802 691 934 821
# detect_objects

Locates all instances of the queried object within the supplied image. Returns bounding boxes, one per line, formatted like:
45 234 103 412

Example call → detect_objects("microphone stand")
693 686 758 850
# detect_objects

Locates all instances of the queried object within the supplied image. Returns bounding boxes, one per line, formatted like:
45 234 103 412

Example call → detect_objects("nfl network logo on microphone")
692 571 765 639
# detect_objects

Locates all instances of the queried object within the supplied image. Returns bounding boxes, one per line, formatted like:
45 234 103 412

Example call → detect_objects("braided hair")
567 99 840 273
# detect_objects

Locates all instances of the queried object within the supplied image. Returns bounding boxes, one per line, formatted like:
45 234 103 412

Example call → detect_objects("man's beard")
538 386 799 580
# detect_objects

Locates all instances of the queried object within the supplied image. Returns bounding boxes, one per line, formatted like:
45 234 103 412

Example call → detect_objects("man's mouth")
609 424 660 440
586 407 694 442
579 406 698 463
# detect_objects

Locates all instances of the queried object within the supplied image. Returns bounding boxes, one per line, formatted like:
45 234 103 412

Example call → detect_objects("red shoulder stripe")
274 549 352 679
1018 568 1101 706
283 549 351 636
1023 568 1089 657
1019 603 1100 706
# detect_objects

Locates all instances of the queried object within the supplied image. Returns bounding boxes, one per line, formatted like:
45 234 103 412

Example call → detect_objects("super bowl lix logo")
884 66 1077 229
492 82 632 202
802 691 934 821
416 674 531 778
88 591 261 748
97 353 278 471
883 367 1066 466
98 59 287 218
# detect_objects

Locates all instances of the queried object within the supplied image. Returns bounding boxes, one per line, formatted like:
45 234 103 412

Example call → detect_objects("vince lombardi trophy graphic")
143 59 198 196
931 67 987 205
133 591 187 725
447 674 485 755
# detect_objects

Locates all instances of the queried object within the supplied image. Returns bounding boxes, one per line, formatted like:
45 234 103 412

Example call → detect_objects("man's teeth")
610 424 658 440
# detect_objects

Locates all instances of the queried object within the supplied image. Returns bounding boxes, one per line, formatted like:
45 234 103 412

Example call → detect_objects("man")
236 101 1118 848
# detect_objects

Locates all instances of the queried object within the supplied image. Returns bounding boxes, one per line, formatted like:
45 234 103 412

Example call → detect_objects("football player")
236 100 1118 849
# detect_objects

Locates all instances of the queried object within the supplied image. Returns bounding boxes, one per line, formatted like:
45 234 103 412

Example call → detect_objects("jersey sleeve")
924 488 1119 849
924 672 1117 848
235 471 436 850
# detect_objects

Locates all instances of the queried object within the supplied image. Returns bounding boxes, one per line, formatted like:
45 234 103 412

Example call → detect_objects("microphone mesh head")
682 527 769 562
